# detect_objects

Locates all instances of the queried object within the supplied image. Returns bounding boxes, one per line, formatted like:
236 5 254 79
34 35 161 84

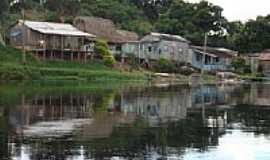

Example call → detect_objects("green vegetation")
1 0 270 54
154 58 175 73
0 45 147 81
231 57 251 74
94 40 116 67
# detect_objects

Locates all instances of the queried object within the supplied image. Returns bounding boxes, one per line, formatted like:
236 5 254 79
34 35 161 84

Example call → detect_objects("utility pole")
21 0 26 64
201 33 208 76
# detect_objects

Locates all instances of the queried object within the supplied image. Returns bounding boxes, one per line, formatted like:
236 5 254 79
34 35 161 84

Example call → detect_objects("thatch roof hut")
73 16 139 43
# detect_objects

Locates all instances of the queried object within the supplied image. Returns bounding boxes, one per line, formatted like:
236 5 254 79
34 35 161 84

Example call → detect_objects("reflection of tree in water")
0 107 9 159
228 105 270 134
76 113 220 159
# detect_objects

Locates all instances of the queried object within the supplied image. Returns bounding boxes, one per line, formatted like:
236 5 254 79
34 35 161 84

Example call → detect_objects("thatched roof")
74 16 139 43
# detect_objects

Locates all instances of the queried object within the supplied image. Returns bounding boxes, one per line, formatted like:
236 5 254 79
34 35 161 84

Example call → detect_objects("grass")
0 45 148 81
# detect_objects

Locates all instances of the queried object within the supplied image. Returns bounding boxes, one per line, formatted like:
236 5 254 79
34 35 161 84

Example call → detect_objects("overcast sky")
186 0 270 21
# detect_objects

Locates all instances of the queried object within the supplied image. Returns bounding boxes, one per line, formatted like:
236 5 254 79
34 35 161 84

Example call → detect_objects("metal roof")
20 20 96 37
193 49 218 58
150 32 189 43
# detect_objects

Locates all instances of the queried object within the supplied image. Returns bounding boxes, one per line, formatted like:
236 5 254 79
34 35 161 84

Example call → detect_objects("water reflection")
1 83 270 159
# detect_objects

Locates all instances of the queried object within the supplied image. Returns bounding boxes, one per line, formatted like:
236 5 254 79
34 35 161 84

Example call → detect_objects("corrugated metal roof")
193 49 218 58
150 32 189 43
20 20 96 37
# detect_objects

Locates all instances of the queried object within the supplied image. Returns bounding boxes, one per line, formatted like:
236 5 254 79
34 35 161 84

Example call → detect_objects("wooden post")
71 52 74 61
61 36 64 60
201 33 208 76
50 51 53 60
78 52 81 62
84 52 87 64
43 41 46 60
22 9 26 64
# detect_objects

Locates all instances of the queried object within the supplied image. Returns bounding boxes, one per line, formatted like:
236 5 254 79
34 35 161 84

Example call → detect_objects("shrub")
126 53 140 69
103 55 116 67
155 58 175 73
94 40 111 57
231 57 247 72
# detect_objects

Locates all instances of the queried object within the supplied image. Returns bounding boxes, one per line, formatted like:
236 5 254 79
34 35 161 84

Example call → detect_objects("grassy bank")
0 45 148 81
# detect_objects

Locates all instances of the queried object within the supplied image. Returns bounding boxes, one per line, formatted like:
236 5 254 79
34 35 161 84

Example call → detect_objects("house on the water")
73 16 139 58
139 32 191 64
190 46 237 71
10 20 96 61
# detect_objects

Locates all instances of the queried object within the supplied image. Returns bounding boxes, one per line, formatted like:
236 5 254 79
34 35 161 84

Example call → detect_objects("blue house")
190 46 237 71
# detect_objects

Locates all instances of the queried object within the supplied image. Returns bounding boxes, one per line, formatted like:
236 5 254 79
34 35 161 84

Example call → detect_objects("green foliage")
0 0 8 16
0 45 145 81
4 0 270 54
231 57 246 69
94 40 116 67
103 55 116 67
231 57 251 73
127 53 140 70
155 58 175 73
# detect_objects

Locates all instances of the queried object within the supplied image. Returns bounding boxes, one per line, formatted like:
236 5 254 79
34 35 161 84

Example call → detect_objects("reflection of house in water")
9 94 94 138
118 86 192 126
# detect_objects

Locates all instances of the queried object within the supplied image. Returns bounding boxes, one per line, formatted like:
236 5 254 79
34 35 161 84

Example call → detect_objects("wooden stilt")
78 52 81 62
61 36 64 60
50 51 53 60
71 52 74 61
84 52 87 64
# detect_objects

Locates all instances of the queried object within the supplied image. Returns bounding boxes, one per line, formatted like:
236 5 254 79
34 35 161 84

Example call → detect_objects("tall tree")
0 0 9 17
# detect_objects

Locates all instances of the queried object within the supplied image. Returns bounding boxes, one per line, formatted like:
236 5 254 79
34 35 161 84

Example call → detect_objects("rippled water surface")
1 82 270 160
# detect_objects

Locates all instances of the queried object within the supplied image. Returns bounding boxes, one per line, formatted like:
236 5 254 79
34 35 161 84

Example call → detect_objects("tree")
155 0 227 46
0 0 9 17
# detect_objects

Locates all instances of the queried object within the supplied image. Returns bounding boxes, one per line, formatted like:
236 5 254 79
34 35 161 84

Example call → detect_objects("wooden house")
73 16 139 57
139 32 191 64
190 46 237 71
241 53 260 73
259 52 270 75
10 20 96 61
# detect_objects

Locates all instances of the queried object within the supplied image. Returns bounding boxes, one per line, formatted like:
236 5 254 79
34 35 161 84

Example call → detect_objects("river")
0 82 270 160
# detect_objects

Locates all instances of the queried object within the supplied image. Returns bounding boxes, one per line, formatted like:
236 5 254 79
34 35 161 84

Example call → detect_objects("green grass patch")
0 45 147 81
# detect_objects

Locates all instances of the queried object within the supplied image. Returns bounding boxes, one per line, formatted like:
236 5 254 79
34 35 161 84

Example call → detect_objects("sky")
187 0 270 22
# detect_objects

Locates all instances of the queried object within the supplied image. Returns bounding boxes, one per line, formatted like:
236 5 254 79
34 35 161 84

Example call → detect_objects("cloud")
186 0 270 21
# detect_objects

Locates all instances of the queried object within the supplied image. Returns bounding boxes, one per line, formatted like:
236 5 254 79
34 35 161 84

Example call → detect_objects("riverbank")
0 45 148 81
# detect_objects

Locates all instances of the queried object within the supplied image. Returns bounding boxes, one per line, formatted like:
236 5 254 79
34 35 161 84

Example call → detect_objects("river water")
1 82 270 160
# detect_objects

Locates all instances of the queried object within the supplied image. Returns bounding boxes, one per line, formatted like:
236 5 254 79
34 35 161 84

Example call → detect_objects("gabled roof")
192 46 237 58
73 16 139 43
20 20 96 37
141 32 190 43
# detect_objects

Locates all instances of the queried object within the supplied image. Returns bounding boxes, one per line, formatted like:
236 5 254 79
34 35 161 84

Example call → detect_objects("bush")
127 53 140 69
94 40 116 67
154 58 175 73
231 57 247 72
103 55 116 67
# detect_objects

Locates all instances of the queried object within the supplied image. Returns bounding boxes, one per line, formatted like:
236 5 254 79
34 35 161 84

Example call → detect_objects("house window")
148 46 152 53
196 53 202 61
215 57 220 63
116 45 122 51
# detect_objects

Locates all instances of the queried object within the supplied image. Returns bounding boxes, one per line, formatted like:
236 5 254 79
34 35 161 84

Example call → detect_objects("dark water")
1 82 270 160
